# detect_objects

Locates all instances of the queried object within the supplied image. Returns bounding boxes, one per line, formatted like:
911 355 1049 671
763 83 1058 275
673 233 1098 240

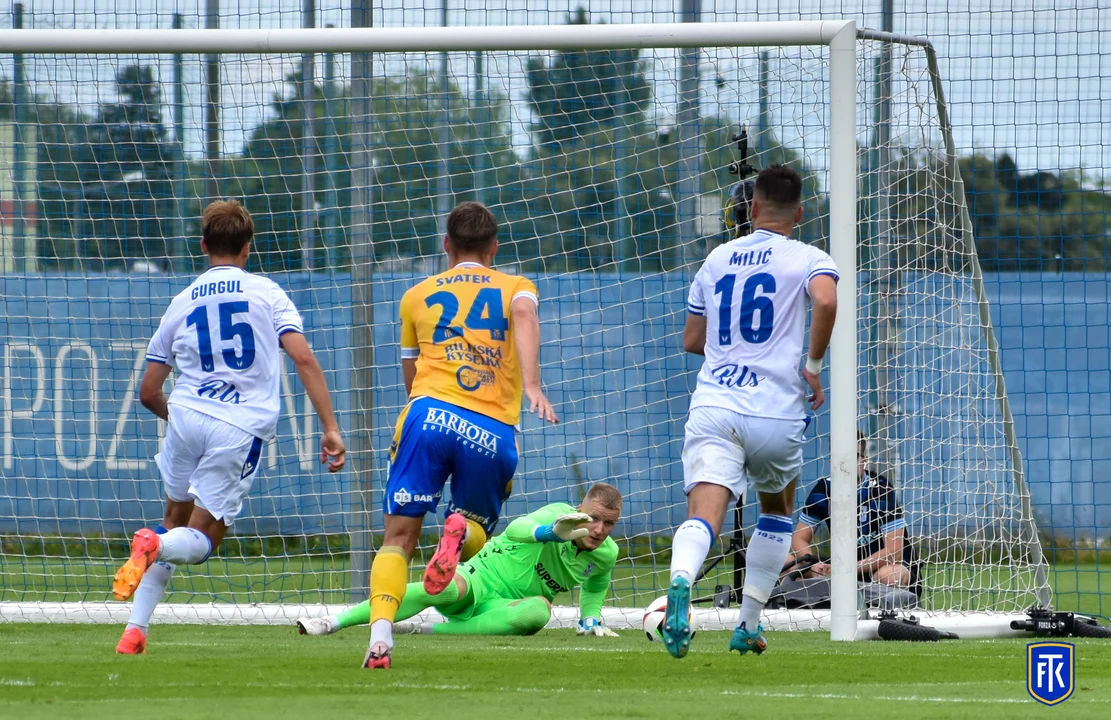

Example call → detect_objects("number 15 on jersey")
185 301 257 372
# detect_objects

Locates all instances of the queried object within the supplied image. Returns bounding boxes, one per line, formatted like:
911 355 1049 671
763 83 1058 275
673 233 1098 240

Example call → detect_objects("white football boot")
296 616 339 636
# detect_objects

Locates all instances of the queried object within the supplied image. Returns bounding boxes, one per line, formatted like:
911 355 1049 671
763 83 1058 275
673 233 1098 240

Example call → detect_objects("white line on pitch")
717 690 1053 705
18 679 1108 705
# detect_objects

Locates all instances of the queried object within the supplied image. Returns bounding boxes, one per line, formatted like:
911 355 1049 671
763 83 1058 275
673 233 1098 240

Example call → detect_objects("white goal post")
0 20 1049 641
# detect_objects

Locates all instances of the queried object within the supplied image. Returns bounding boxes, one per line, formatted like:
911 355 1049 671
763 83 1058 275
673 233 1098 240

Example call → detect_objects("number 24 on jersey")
424 288 509 344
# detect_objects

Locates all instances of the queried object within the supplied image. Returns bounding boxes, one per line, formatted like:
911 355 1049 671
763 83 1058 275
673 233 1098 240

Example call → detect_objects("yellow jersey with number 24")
400 262 539 426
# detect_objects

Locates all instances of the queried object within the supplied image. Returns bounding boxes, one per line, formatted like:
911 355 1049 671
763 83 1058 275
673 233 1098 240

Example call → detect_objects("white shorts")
156 406 264 526
682 406 808 501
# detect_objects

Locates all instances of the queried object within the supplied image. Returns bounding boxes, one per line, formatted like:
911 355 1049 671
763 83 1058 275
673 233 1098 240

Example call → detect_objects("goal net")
0 22 1049 635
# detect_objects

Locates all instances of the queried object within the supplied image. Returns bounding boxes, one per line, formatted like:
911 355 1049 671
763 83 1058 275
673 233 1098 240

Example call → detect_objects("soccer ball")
642 595 695 643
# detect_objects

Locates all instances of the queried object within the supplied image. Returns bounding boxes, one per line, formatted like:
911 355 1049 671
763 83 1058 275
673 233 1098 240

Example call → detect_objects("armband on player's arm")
505 502 591 543
533 513 591 543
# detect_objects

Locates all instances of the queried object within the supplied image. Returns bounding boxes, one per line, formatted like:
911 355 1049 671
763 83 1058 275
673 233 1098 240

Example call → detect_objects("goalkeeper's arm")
504 505 591 544
575 566 618 637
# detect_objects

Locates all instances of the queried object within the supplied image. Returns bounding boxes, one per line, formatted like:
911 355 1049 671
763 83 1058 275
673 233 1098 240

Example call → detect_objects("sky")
4 0 1108 179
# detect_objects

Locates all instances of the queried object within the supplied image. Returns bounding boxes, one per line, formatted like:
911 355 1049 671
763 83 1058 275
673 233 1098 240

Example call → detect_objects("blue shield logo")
1027 642 1074 706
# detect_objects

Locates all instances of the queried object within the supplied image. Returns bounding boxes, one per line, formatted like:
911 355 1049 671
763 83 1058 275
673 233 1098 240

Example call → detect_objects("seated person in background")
788 432 919 592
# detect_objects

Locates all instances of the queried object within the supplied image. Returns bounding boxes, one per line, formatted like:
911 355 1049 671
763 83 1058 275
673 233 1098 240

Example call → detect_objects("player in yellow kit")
364 201 559 670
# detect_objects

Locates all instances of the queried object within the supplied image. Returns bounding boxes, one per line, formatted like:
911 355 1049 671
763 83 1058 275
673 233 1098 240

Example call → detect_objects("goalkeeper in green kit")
297 483 622 638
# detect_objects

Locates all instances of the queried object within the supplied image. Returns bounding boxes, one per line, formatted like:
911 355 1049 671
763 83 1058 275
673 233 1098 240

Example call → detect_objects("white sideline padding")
0 601 1033 639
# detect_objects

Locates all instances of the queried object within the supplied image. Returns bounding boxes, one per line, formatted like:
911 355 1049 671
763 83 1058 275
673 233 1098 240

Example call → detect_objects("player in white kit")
661 165 839 659
111 200 347 654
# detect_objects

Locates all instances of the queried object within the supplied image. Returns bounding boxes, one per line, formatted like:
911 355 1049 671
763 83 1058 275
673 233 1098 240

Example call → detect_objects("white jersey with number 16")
145 265 304 441
686 229 839 420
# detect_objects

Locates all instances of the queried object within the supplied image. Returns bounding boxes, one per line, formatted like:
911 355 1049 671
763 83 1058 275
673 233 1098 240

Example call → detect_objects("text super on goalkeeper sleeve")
503 504 570 543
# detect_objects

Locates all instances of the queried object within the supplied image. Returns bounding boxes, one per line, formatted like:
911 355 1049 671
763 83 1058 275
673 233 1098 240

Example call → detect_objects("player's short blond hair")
202 199 254 257
584 483 622 512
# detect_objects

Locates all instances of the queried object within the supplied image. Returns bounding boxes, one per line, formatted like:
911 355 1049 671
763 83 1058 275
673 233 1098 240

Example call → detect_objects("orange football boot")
112 529 161 601
115 627 147 655
423 513 467 595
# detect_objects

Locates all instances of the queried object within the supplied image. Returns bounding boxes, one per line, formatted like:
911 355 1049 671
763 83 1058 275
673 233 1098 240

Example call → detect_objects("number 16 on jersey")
715 272 777 346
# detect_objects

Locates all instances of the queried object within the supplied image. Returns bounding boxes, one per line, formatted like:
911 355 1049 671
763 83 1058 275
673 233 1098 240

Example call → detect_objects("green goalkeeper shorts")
445 560 497 621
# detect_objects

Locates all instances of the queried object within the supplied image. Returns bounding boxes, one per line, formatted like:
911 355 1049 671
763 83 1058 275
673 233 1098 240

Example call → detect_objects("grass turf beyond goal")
1 625 1109 719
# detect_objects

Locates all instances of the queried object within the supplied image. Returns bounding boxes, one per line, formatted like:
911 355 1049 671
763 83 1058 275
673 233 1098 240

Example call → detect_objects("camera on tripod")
727 126 756 179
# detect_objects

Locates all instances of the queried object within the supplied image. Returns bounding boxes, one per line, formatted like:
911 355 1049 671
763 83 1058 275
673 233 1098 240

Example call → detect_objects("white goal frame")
0 20 1045 641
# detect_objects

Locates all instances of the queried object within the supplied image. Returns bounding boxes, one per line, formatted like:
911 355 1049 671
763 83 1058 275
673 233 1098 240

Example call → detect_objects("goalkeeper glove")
577 617 619 637
533 512 592 543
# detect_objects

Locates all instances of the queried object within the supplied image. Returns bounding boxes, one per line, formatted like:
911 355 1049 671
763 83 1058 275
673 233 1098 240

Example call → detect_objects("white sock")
370 618 394 650
126 560 175 632
669 518 714 583
157 527 213 565
738 514 793 630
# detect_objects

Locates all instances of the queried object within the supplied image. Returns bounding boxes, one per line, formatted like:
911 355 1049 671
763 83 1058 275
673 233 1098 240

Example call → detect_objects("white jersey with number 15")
686 229 839 420
145 265 304 441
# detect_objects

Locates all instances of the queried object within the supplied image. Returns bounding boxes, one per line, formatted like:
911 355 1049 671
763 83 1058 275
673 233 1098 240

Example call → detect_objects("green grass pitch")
2 625 1110 719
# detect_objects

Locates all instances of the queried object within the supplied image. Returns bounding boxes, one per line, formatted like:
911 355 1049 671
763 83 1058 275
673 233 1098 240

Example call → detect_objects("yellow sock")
369 546 409 625
460 519 487 562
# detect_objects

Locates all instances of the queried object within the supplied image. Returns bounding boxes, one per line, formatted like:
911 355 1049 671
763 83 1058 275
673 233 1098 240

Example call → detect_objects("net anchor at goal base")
876 612 958 642
1009 607 1111 639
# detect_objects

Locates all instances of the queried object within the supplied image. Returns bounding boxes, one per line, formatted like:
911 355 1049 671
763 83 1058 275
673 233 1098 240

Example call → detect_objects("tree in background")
960 153 1108 271
994 153 1063 212
525 6 678 270
83 64 176 270
238 61 523 272
852 147 1109 273
526 7 650 154
29 65 178 271
30 87 93 269
238 63 327 273
370 69 522 262
20 57 1110 275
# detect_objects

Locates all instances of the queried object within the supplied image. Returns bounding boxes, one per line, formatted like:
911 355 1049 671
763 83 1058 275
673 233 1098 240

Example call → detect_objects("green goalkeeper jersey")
463 502 618 619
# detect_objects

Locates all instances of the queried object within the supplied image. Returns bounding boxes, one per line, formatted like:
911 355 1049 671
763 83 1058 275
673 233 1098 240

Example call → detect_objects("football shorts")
384 396 518 534
682 406 808 500
156 405 264 525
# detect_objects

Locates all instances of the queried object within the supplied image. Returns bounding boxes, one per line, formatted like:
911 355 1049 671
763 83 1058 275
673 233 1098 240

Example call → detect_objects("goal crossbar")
0 21 855 54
